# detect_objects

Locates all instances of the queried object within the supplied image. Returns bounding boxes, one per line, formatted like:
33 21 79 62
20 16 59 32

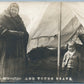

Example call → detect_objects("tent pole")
37 38 39 47
57 2 62 78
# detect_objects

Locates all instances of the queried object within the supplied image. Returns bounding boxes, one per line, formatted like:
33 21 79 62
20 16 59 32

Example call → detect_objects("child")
62 41 81 81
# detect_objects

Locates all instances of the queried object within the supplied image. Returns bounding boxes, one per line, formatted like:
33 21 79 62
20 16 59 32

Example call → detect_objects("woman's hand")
8 30 24 36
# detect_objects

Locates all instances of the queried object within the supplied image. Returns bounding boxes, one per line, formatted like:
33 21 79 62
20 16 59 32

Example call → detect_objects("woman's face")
10 6 19 17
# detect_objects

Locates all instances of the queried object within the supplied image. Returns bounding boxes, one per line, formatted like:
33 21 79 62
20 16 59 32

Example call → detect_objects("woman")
0 3 29 78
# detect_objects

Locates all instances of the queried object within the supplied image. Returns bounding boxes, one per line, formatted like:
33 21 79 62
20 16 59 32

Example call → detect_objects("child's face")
68 45 75 52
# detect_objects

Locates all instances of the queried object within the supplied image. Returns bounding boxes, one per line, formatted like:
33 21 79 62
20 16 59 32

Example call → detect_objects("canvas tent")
28 2 84 52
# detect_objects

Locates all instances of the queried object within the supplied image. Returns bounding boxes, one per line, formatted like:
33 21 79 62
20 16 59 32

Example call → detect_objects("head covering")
68 41 76 47
7 3 19 12
3 3 19 17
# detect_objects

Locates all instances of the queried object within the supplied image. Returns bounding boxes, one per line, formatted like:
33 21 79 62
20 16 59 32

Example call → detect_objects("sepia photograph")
0 2 83 83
